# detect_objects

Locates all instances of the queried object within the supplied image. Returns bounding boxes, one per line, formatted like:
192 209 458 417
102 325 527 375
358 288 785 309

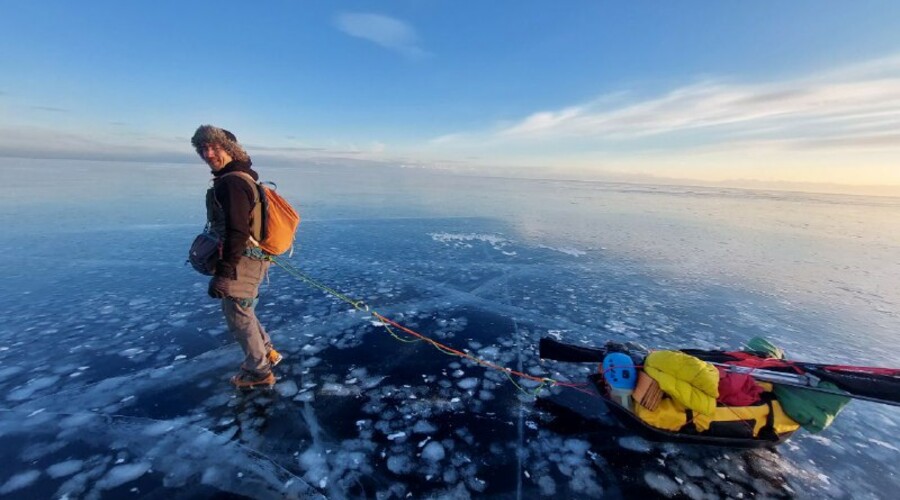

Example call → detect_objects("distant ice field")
0 158 897 498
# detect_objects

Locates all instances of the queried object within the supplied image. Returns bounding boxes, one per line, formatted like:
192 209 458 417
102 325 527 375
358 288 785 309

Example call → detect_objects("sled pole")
711 363 900 407
712 363 816 385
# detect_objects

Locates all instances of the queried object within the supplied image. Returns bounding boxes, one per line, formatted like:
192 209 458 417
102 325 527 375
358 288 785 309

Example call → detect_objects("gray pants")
220 256 272 376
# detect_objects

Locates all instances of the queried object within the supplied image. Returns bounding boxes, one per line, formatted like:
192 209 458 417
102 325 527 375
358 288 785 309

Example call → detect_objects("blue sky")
2 1 899 189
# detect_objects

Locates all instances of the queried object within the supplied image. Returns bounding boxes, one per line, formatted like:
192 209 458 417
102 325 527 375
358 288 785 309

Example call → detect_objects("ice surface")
0 470 41 495
0 159 898 497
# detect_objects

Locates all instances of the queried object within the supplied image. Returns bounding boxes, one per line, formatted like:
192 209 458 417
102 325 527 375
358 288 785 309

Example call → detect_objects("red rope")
372 312 552 385
370 312 603 398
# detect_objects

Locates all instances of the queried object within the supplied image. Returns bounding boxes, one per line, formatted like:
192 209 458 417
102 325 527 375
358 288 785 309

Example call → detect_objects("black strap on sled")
680 409 699 434
758 393 779 441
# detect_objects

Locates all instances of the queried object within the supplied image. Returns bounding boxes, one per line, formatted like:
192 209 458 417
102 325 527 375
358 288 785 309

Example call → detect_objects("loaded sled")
538 337 900 448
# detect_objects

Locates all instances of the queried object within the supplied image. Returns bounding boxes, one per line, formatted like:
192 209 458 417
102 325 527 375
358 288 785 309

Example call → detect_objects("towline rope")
269 257 591 397
266 259 810 438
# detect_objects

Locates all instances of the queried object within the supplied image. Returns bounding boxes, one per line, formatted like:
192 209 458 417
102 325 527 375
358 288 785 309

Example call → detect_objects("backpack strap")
217 171 260 203
214 171 264 245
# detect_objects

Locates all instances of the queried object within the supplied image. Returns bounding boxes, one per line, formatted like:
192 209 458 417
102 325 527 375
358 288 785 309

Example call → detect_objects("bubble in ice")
46 460 84 479
537 474 557 495
644 471 681 497
275 380 299 397
7 375 60 401
0 470 41 495
320 382 357 396
387 431 407 441
294 391 316 403
412 420 437 434
95 462 152 490
298 448 328 486
564 438 590 455
457 377 479 390
386 455 413 475
421 441 446 462
618 436 653 453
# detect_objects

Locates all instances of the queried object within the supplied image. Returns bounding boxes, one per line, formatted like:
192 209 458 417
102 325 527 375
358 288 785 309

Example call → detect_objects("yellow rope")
270 257 557 397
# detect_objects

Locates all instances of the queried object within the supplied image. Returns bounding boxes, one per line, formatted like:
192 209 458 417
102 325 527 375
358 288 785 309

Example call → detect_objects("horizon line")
2 152 898 199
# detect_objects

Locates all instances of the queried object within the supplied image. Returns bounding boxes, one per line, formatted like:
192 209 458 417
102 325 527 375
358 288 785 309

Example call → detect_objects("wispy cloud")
335 12 429 59
29 105 69 113
0 126 394 167
440 54 900 154
429 132 468 145
247 144 327 154
0 126 194 163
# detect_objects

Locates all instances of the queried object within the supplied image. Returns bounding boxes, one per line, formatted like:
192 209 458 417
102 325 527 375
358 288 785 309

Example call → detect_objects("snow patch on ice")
538 244 586 257
429 232 515 255
868 438 900 452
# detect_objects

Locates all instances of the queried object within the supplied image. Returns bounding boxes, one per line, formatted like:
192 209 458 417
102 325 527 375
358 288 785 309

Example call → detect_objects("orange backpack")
254 182 300 255
224 172 300 256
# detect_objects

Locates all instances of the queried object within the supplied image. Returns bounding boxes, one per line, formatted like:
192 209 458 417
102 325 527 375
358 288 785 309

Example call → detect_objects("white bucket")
610 388 633 411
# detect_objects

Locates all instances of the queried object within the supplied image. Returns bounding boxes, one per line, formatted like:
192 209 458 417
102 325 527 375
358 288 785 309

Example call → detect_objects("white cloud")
429 132 467 145
335 12 429 59
0 126 190 162
481 54 900 152
0 125 397 167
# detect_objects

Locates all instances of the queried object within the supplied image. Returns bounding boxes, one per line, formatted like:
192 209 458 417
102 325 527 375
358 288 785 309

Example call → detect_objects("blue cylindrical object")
602 352 637 390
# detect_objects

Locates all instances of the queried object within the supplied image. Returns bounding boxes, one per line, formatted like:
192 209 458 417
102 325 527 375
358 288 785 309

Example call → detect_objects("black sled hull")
600 396 796 448
540 373 795 449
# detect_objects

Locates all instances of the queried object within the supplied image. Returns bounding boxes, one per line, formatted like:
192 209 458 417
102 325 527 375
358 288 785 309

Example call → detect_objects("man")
191 125 282 388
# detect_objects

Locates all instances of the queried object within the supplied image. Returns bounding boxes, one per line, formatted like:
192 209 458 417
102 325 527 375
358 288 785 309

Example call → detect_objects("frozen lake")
0 158 898 498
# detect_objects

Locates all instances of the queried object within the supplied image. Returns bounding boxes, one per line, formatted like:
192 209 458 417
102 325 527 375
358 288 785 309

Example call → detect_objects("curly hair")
190 125 250 162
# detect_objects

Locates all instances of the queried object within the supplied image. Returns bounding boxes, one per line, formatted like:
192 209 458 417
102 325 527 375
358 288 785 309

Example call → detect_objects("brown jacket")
207 160 261 279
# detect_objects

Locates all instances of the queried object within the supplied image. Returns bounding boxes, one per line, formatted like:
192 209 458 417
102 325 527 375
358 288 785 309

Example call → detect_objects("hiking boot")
267 349 283 367
230 370 275 389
